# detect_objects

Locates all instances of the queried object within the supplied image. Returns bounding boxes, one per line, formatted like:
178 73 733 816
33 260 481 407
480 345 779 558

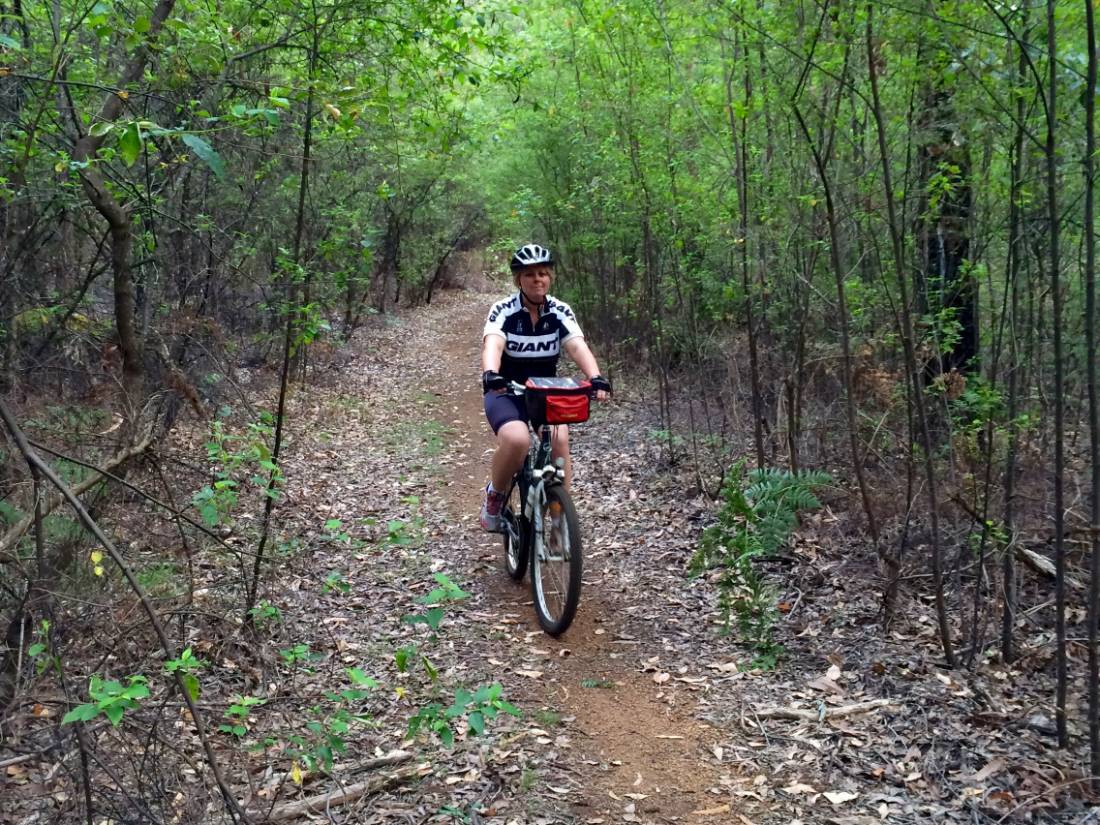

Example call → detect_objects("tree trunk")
725 30 766 470
1045 0 1067 747
915 81 976 376
68 0 178 419
867 5 954 665
1083 0 1098 781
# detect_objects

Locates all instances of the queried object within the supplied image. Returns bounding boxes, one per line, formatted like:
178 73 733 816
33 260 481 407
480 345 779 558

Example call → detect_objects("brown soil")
431 291 723 822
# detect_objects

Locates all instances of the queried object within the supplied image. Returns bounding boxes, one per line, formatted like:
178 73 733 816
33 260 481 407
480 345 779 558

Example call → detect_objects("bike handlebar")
506 380 601 398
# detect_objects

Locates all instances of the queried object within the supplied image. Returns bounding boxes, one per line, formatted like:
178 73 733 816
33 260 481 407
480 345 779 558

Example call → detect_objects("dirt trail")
428 291 723 822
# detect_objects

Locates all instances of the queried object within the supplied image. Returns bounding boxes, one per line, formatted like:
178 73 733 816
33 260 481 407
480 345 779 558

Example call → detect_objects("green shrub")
690 463 830 667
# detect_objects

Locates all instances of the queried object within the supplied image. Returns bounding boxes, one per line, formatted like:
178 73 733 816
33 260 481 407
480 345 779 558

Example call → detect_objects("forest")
1 0 1098 822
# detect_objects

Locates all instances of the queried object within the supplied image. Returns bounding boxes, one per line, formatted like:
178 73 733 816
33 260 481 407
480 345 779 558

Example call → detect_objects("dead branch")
753 698 898 721
0 432 154 563
0 398 250 823
258 762 422 822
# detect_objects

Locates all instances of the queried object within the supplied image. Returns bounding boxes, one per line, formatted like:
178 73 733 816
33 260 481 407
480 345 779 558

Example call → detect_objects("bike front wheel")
502 480 528 582
531 485 582 636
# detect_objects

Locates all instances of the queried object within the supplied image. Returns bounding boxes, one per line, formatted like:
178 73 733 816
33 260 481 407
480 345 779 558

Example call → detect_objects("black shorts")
484 390 527 434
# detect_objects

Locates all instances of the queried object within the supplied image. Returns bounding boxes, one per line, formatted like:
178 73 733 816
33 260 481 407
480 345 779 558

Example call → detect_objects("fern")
690 462 831 662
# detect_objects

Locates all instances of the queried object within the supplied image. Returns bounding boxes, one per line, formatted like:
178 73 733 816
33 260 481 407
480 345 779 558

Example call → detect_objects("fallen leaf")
824 790 858 805
515 669 543 679
653 672 670 684
807 674 845 696
783 782 818 795
970 757 1006 783
692 804 731 816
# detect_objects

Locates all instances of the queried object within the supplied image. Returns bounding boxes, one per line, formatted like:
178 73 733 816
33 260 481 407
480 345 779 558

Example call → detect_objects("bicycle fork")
526 458 566 559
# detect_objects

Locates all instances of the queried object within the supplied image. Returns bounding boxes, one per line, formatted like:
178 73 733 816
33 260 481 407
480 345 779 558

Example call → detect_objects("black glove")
589 375 612 395
482 370 507 393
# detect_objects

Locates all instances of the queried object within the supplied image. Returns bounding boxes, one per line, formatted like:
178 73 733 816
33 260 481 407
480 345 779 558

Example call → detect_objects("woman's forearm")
482 335 505 372
564 338 601 378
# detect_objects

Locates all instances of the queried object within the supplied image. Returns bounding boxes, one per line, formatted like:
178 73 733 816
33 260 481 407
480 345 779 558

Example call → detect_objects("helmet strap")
519 289 543 311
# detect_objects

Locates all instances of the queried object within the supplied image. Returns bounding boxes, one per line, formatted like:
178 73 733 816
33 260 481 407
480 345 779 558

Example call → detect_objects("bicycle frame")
504 423 564 551
499 377 588 635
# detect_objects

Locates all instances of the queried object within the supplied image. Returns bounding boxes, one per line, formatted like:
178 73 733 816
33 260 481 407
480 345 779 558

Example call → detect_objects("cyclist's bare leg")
551 424 571 490
491 420 529 492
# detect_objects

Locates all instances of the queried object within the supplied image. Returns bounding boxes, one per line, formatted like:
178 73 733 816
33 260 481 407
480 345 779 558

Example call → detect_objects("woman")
479 243 612 531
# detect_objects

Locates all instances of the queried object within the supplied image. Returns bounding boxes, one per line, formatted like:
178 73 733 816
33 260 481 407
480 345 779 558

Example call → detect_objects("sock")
487 482 501 495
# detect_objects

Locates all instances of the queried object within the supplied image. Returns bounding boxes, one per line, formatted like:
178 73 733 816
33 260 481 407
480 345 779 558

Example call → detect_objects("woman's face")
516 265 553 303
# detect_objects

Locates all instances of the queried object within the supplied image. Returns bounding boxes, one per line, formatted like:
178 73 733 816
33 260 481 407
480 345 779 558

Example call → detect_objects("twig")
0 752 38 770
0 399 250 824
0 432 154 562
753 698 898 721
993 776 1096 823
257 763 422 822
25 439 246 558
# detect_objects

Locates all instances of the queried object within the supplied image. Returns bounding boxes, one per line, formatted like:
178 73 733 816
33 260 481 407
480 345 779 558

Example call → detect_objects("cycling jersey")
483 292 584 384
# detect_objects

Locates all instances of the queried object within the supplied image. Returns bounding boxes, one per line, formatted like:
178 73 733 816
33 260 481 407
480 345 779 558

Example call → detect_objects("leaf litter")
2 285 1092 824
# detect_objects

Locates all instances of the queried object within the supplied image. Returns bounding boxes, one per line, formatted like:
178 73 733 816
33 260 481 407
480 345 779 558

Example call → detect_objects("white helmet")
510 243 554 270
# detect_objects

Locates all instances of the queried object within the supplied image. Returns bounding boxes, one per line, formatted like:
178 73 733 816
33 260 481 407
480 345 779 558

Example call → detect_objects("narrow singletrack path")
424 288 725 822
272 282 1091 824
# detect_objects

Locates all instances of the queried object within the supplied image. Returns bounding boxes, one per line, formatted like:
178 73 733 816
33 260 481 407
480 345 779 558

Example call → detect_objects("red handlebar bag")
524 377 592 426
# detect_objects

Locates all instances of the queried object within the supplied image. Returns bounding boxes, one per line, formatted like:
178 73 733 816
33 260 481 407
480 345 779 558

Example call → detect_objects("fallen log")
753 698 897 721
258 762 422 822
0 432 154 563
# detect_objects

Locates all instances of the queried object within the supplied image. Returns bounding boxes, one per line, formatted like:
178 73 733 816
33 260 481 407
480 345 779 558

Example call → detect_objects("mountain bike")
499 377 592 636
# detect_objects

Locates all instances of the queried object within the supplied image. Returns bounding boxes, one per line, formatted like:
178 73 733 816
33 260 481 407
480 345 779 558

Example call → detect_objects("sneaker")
480 485 507 532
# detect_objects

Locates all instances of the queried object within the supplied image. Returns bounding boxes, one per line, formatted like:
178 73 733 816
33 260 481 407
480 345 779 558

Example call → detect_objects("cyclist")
480 243 611 532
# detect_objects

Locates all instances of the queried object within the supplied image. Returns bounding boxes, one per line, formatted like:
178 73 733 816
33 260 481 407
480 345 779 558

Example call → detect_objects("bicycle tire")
531 484 582 636
502 480 528 581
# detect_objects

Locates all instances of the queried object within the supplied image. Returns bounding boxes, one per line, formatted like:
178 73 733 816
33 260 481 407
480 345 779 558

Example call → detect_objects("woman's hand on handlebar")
589 375 612 402
482 370 507 393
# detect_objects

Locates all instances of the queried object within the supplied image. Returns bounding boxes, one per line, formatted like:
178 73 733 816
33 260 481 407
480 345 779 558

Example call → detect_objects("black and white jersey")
483 292 584 383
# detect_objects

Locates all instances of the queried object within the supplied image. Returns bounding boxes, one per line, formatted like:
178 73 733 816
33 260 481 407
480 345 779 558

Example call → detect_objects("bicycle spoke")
532 490 581 635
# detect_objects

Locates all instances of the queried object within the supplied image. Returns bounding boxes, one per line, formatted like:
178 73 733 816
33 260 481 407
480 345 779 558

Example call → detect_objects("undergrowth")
690 462 830 668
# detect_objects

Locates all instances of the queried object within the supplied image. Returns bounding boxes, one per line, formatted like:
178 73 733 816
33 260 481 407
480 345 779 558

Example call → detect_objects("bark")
866 5 955 665
793 102 892 617
1001 81 1026 665
915 82 976 375
247 25 318 617
68 0 178 418
1045 0 1067 747
1083 0 1099 784
0 398 249 823
725 30 766 470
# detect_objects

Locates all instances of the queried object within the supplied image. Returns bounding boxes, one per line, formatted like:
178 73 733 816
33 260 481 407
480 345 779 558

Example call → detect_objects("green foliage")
322 569 351 594
690 463 830 663
63 675 150 727
279 643 320 668
192 412 281 527
249 600 282 628
406 682 520 748
164 647 206 702
180 133 226 180
580 677 615 689
219 695 266 737
401 573 469 631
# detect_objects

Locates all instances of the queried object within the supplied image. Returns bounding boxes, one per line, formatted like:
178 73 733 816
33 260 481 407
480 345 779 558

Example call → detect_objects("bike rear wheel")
502 480 528 581
531 485 582 636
